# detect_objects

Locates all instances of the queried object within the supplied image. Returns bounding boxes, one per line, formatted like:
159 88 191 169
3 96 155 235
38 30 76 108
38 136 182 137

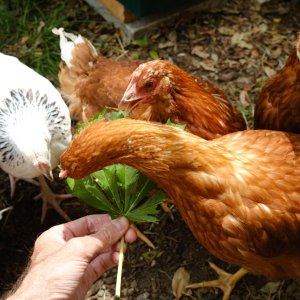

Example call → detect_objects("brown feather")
61 118 300 280
58 36 144 121
119 60 246 139
254 33 300 132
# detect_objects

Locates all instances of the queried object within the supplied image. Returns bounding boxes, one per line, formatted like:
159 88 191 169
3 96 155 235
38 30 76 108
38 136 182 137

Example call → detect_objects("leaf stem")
115 236 125 298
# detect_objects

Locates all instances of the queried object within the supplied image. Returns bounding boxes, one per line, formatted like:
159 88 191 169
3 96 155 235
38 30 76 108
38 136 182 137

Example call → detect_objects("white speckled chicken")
0 52 72 222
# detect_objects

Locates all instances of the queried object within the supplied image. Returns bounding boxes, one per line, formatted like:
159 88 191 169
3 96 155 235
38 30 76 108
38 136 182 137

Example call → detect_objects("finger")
85 251 119 283
124 228 138 244
61 214 113 241
65 217 129 261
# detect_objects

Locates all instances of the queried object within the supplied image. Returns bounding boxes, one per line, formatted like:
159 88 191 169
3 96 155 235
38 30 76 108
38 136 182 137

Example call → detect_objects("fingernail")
112 217 128 231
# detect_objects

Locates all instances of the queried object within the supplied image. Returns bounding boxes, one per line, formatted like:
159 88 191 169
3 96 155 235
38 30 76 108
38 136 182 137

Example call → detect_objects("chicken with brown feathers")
53 28 144 122
119 60 246 139
60 118 300 300
254 32 300 132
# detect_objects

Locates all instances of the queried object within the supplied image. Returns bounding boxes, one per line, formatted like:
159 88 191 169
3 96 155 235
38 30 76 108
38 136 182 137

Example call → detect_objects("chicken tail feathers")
52 27 98 69
52 28 100 120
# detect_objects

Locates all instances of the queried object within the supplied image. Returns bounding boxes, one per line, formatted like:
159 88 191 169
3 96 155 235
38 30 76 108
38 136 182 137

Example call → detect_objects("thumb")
90 216 129 250
64 217 129 262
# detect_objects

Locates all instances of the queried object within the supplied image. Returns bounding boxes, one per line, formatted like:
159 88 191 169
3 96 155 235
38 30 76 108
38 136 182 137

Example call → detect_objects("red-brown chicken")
53 28 144 122
254 32 300 131
60 118 300 300
119 60 246 139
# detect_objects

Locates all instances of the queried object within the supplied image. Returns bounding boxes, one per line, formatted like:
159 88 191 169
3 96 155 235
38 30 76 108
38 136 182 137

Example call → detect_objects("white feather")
52 27 97 68
0 52 72 179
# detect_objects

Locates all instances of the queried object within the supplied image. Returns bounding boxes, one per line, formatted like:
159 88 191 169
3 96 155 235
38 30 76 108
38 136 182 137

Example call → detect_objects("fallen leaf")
158 41 174 48
191 46 209 59
273 18 281 24
270 47 282 59
240 90 251 107
218 26 235 36
260 281 281 294
263 65 276 78
211 53 218 62
168 30 177 42
133 39 149 47
252 23 268 35
172 267 190 300
231 32 253 49
149 50 159 60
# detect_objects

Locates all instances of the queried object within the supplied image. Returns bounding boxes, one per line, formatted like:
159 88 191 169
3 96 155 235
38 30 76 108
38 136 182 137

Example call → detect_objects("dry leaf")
158 41 174 49
172 267 190 300
199 59 217 72
252 23 268 35
211 53 218 62
260 281 281 294
263 65 276 78
191 46 209 59
240 90 251 107
168 30 177 42
218 26 235 36
270 47 282 59
231 32 253 49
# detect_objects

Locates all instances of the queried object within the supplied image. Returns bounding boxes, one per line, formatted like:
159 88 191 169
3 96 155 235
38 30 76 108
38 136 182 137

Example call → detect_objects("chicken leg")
187 262 248 300
34 176 73 223
9 174 40 198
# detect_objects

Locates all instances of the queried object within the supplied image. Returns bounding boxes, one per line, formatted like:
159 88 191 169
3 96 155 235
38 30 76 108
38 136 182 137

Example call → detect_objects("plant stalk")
115 236 125 298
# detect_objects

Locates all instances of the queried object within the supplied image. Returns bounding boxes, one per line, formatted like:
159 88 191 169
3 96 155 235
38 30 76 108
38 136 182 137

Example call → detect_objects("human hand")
7 214 137 300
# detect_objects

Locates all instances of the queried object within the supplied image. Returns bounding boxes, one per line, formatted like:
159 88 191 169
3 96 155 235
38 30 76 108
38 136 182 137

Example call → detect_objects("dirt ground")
1 0 300 299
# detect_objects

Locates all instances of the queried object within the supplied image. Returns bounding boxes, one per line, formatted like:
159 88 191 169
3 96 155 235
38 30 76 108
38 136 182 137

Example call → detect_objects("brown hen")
53 28 144 122
119 60 246 139
60 118 300 299
254 32 300 132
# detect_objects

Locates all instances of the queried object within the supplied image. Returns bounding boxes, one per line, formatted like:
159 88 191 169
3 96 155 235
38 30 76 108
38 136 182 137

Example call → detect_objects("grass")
0 0 107 85
0 0 71 83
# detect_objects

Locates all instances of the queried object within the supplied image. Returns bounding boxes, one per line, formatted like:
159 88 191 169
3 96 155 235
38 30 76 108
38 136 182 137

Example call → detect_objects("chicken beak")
119 84 140 108
38 162 54 181
44 169 54 181
59 169 68 179
119 94 141 107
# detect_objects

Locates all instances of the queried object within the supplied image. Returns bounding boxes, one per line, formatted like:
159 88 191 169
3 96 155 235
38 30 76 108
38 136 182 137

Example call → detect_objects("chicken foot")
187 262 248 300
9 174 40 198
34 176 73 223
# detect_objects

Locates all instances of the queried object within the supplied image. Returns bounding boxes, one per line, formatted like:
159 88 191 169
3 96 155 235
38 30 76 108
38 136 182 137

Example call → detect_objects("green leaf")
128 174 156 212
109 110 127 120
166 119 186 130
132 38 148 47
67 176 114 212
104 167 123 212
297 51 300 61
128 191 165 222
115 165 139 211
149 50 159 60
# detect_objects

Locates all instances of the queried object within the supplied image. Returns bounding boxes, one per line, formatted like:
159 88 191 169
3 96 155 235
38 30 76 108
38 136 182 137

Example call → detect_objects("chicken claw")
34 176 73 223
187 262 248 300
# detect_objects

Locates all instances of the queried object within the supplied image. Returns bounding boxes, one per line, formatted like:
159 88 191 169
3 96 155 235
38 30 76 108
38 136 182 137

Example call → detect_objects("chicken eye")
144 80 154 90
